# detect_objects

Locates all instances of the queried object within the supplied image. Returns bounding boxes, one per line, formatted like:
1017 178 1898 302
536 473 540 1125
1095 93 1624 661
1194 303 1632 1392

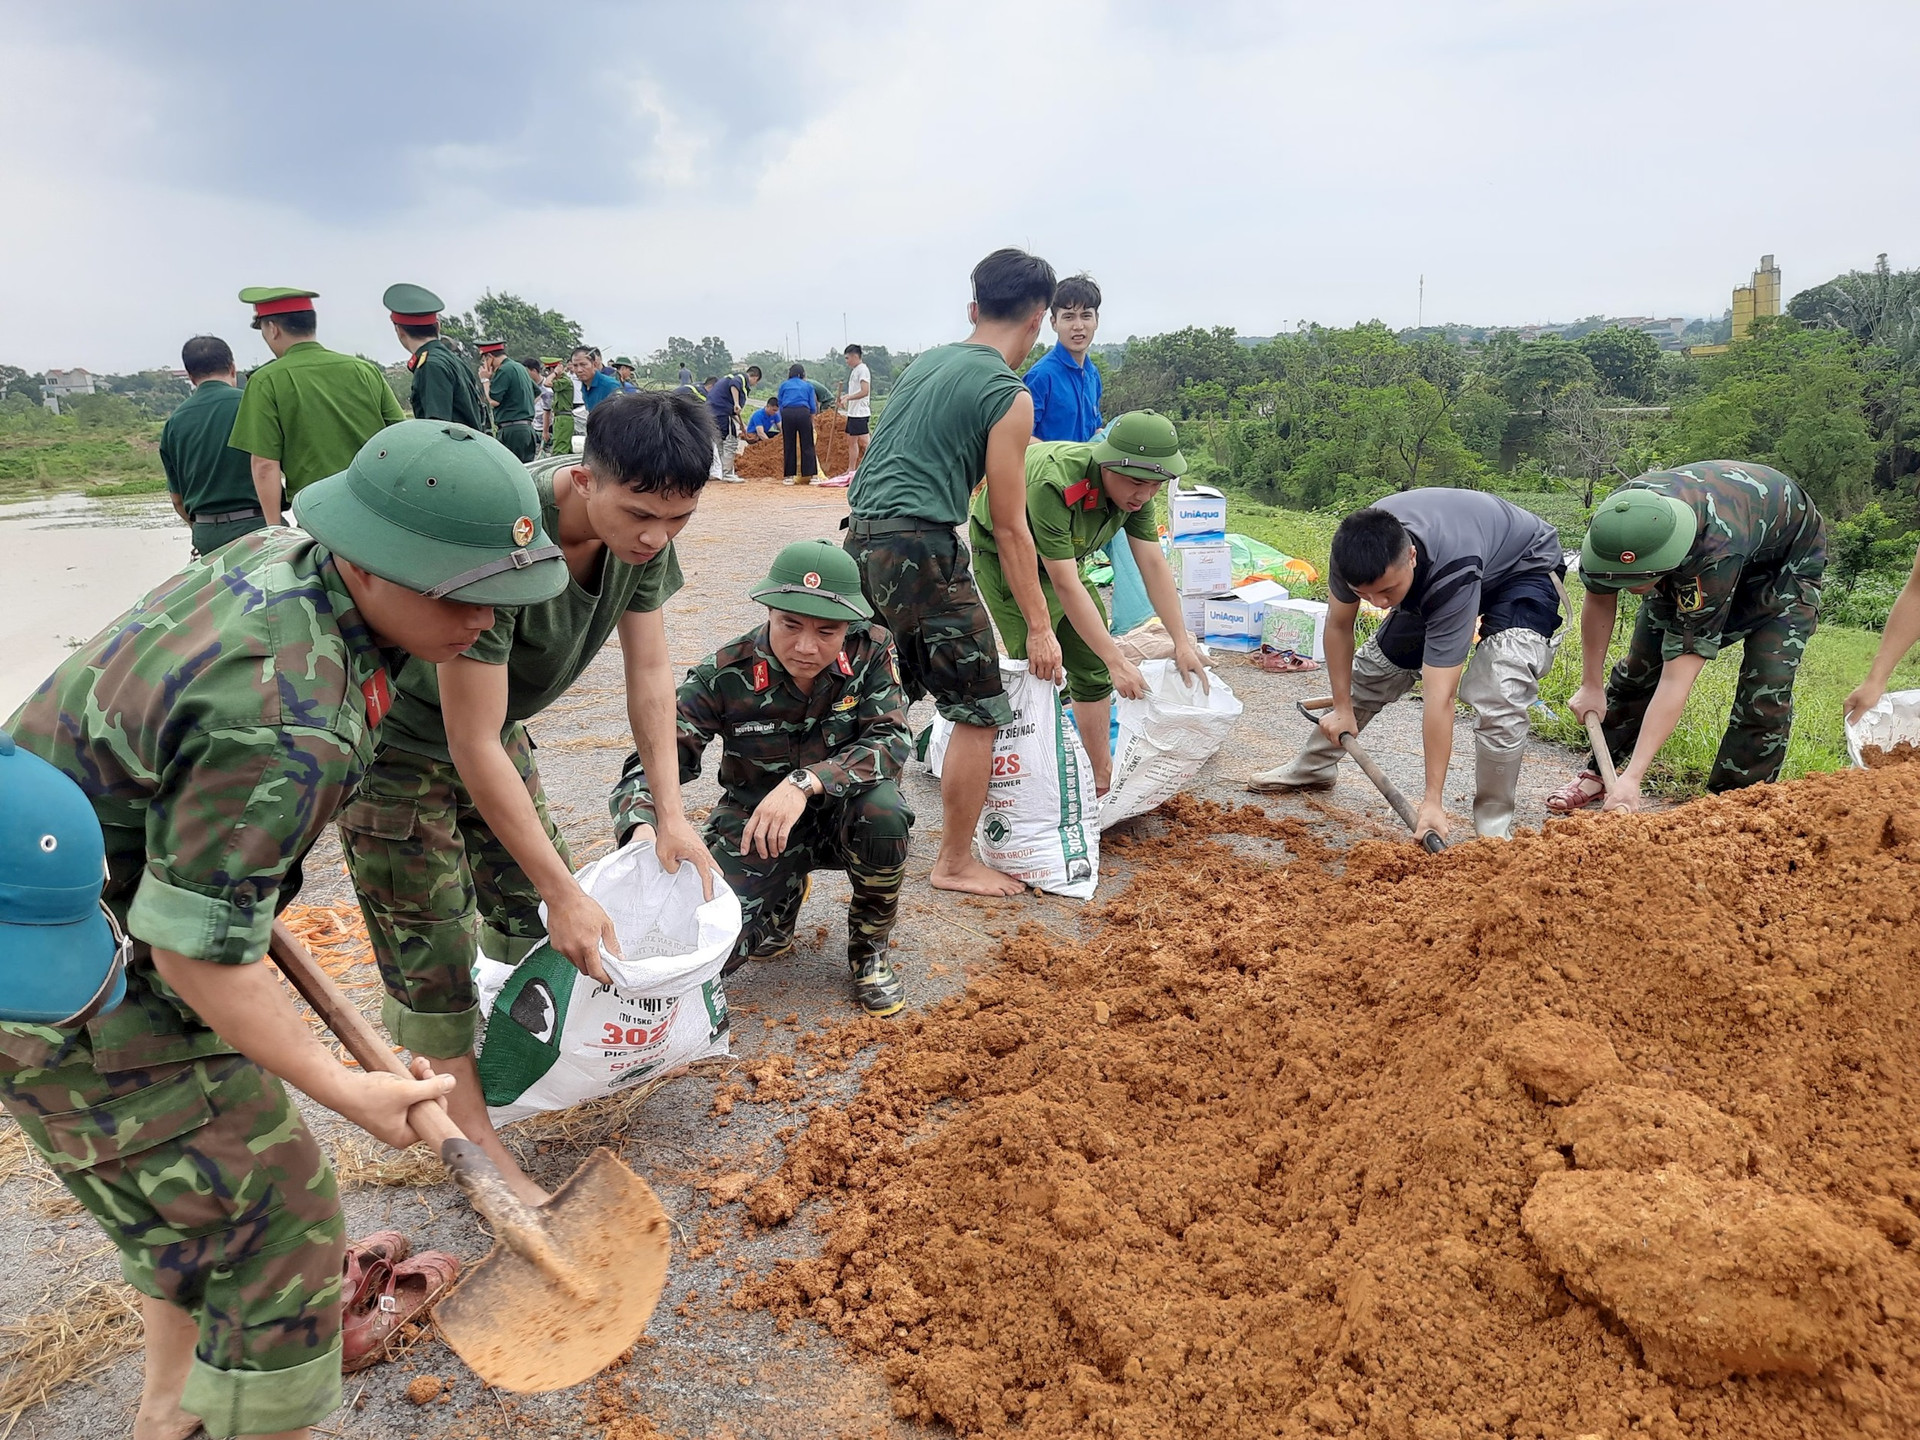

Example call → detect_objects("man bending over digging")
342 392 718 1206
1250 490 1565 843
3 421 567 1438
843 246 1063 896
610 541 914 1015
970 409 1210 795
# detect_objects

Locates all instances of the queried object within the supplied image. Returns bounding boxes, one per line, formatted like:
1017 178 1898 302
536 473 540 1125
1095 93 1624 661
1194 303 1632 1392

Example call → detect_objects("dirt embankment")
735 411 852 479
734 774 1920 1438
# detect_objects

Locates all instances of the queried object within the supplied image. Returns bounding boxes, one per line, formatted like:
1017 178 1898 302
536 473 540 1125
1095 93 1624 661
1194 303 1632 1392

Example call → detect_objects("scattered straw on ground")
0 1276 142 1426
331 1136 449 1189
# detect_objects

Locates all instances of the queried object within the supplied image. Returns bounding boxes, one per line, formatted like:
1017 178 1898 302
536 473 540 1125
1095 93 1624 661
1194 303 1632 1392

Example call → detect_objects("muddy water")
0 494 194 716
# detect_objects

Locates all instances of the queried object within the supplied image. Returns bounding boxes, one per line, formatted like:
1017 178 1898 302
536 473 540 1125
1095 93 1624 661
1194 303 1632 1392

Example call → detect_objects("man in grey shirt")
1249 490 1564 842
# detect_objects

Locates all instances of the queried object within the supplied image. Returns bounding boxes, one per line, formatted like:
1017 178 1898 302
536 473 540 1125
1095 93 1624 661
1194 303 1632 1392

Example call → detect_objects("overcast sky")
7 0 1917 373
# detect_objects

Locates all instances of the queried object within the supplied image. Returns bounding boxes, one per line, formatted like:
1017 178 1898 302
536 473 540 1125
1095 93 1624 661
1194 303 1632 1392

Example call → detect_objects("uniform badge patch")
833 695 859 712
361 670 392 727
752 659 770 692
1676 578 1705 613
837 651 854 676
513 515 535 546
803 571 822 589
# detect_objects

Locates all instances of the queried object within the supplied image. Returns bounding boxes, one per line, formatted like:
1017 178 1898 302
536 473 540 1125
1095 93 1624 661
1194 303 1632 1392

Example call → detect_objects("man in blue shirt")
1024 273 1103 442
744 397 781 441
569 347 620 412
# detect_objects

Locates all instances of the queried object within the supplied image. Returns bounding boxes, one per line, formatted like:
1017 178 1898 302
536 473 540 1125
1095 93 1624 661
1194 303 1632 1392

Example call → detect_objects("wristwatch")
784 769 816 797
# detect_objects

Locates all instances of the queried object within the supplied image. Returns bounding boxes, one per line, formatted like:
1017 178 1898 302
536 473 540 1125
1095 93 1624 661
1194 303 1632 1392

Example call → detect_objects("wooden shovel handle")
1581 712 1620 791
268 920 466 1150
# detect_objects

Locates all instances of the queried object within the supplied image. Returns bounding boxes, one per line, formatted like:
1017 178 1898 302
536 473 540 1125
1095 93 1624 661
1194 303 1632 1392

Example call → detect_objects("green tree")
444 292 583 364
1106 326 1249 415
1828 502 1908 592
1496 337 1597 417
1575 326 1661 402
0 365 43 405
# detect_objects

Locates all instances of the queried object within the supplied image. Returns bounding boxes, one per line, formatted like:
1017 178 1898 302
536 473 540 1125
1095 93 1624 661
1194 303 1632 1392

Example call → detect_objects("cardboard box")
1260 599 1330 661
1201 579 1290 641
1168 539 1233 597
1167 478 1228 540
1179 594 1209 636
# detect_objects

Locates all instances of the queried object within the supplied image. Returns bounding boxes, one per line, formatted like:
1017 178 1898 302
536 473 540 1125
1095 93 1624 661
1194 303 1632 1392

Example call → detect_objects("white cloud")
3 0 1916 372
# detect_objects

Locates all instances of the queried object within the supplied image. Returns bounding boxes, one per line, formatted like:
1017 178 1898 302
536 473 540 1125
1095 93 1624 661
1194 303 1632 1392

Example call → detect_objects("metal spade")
268 921 670 1392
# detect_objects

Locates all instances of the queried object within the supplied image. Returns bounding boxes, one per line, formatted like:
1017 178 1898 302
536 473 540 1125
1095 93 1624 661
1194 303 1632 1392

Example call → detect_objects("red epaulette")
361 670 392 727
751 659 770 692
1063 478 1100 510
407 349 424 373
836 651 854 676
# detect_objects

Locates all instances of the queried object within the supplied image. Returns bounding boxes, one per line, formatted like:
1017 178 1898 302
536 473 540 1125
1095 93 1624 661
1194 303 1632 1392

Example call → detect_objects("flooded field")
0 494 193 716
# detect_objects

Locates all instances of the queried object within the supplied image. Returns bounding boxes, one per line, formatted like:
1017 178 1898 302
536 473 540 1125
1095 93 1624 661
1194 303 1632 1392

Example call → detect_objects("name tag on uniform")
736 720 777 735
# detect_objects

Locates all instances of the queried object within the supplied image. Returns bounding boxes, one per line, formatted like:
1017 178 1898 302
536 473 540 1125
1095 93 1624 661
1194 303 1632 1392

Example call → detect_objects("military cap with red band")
477 339 507 355
382 282 445 326
238 286 318 327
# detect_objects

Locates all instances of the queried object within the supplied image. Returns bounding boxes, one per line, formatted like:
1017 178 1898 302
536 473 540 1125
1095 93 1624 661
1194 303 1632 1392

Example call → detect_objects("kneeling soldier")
611 541 915 1017
1 420 565 1440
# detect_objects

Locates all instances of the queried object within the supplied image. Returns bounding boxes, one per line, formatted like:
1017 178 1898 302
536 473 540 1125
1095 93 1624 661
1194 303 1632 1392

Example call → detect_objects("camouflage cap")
295 421 568 605
749 540 872 622
0 729 128 1026
1581 484 1699 580
1090 410 1187 481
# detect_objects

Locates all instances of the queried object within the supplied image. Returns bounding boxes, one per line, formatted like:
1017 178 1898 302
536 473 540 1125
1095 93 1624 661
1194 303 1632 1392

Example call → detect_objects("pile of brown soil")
1861 741 1918 769
735 410 852 480
735 776 1920 1437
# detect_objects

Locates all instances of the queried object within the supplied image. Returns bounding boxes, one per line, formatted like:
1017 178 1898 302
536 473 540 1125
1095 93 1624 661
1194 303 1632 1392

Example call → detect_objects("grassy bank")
1199 490 1920 793
0 402 166 504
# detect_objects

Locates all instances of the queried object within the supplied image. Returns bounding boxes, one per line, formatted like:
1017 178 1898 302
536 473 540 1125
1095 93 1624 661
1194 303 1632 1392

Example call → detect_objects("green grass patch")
0 404 165 501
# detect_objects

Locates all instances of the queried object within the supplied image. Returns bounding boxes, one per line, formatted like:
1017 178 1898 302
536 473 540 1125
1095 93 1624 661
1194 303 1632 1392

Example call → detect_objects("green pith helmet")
611 355 636 369
749 540 872 622
1090 410 1187 481
296 421 568 605
1580 483 1700 580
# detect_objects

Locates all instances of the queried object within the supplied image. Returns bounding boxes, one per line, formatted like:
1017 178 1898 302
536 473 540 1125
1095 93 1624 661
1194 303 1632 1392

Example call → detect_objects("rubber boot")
1248 705 1381 792
1472 745 1527 840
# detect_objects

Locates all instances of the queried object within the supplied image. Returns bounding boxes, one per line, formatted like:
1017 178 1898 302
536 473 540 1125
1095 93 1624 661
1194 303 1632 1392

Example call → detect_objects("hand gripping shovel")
268 920 669 1393
1298 698 1447 853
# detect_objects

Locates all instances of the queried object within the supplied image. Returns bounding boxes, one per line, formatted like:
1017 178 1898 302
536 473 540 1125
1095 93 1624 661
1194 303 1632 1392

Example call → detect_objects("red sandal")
1545 772 1606 814
343 1250 462 1374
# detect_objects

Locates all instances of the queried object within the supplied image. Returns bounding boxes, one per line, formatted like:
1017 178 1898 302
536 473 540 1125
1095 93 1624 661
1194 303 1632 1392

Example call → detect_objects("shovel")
268 920 670 1393
1298 698 1447 853
1575 708 1621 795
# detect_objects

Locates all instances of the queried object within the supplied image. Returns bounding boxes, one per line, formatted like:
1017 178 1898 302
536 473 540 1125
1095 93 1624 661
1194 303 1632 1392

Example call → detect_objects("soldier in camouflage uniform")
1 420 566 1440
1558 460 1827 812
611 541 915 1016
341 392 716 1207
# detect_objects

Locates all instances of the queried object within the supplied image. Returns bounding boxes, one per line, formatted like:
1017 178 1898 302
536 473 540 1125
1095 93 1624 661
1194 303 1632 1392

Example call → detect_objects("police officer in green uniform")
610 540 916 1017
159 334 267 555
3 420 566 1440
383 283 489 430
228 287 405 526
479 340 540 461
1556 460 1828 814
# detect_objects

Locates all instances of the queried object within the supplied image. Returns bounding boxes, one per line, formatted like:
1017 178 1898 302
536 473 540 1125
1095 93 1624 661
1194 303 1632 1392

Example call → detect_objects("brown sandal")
343 1250 462 1373
1546 772 1606 814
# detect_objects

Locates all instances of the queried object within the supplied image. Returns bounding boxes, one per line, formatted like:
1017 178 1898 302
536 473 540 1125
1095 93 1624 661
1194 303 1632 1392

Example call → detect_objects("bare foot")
133 1407 202 1440
930 857 1027 897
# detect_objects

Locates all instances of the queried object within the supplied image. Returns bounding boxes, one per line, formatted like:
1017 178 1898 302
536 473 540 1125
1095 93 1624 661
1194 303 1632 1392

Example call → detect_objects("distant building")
1687 255 1780 357
41 367 97 414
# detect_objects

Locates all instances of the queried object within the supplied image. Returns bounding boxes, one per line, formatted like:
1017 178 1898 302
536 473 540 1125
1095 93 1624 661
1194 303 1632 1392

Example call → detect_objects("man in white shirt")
840 343 873 474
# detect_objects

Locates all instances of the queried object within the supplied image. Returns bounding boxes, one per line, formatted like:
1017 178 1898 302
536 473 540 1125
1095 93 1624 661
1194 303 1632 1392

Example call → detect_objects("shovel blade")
432 1148 670 1393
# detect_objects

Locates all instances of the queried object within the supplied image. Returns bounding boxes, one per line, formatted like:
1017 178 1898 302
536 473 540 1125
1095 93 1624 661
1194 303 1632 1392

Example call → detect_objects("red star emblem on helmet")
803 571 821 588
1619 550 1636 563
513 516 535 546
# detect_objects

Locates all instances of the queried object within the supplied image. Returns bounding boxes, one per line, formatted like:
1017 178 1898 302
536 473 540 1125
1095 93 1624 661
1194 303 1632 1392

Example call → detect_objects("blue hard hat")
0 730 128 1026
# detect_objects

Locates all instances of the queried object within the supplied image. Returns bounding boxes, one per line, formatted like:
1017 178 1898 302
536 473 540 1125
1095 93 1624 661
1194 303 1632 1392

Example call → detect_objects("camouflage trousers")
1 1054 344 1438
843 519 1014 729
1594 597 1816 791
340 729 567 1057
708 782 912 971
